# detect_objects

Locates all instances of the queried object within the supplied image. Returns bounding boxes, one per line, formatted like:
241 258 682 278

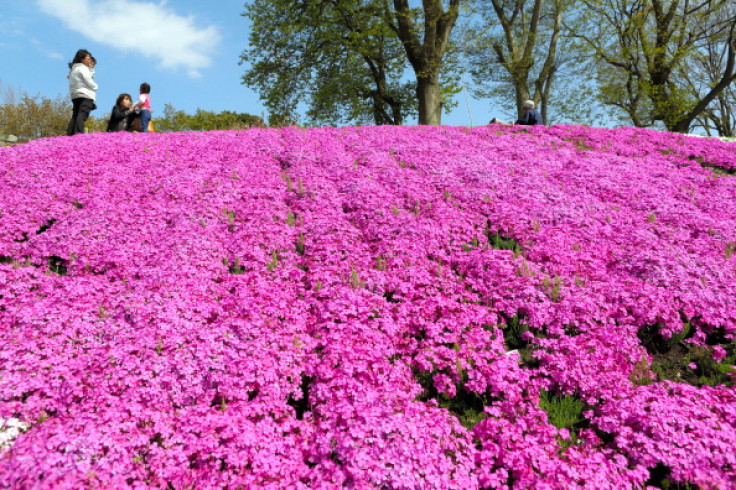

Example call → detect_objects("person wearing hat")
515 99 542 125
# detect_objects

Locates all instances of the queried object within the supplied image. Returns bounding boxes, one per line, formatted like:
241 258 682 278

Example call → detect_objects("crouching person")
515 99 543 125
106 93 135 132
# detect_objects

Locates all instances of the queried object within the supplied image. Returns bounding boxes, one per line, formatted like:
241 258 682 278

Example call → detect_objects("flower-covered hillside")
1 125 735 489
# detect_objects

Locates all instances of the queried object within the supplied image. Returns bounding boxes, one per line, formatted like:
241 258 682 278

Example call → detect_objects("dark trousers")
67 98 96 136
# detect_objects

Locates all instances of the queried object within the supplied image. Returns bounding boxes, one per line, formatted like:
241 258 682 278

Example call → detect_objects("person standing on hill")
66 49 98 136
132 83 153 132
515 99 542 126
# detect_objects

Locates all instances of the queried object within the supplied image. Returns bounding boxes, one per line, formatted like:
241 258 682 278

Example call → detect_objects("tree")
155 104 265 132
696 81 735 137
0 82 71 141
574 0 736 133
678 7 736 136
388 0 463 124
463 0 573 123
241 0 416 126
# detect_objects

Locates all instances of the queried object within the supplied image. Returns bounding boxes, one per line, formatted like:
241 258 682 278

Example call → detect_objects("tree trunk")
389 99 404 125
667 26 736 133
391 0 459 125
490 0 561 124
371 91 387 125
417 76 442 125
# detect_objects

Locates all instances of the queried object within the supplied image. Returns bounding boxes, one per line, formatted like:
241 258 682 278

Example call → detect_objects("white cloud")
31 38 65 60
45 51 65 60
37 0 221 77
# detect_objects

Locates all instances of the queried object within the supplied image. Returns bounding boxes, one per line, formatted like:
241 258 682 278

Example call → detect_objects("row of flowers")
0 125 734 488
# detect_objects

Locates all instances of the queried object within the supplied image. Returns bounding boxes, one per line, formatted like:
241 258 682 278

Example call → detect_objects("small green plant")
630 356 657 386
155 338 163 356
413 368 491 430
286 211 297 227
726 242 735 260
223 209 235 230
538 389 586 431
462 237 480 252
638 322 692 354
541 276 563 302
564 137 594 151
516 258 534 277
647 213 656 223
349 268 364 289
375 256 387 271
229 258 245 274
707 164 734 176
266 251 280 271
47 255 68 275
283 173 293 192
500 313 530 351
689 345 736 387
486 230 521 254
295 233 306 256
35 411 50 424
639 323 735 388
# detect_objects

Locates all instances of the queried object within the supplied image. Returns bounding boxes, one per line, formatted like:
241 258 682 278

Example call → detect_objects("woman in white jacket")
66 49 98 136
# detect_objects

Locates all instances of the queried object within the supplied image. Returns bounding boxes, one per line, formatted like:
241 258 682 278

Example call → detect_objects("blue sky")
0 0 492 126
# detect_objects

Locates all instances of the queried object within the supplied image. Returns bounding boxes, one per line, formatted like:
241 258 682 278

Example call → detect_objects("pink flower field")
1 124 735 489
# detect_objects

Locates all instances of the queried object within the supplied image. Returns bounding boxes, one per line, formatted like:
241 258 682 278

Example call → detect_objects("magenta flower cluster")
0 125 734 489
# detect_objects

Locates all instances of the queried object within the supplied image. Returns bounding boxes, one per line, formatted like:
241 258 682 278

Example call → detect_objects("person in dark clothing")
106 93 135 132
515 99 542 125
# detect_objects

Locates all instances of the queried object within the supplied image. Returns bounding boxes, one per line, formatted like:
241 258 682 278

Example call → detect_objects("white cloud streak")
31 38 65 60
37 0 221 77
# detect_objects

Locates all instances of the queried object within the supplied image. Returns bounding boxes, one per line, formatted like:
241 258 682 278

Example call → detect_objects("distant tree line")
241 0 736 135
0 83 71 141
155 104 266 132
0 82 266 142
